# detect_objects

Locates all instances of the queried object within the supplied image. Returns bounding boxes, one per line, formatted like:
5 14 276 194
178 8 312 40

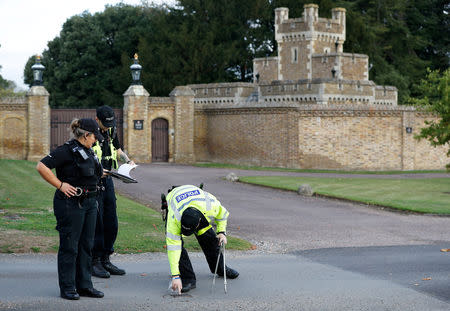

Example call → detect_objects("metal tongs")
212 242 227 294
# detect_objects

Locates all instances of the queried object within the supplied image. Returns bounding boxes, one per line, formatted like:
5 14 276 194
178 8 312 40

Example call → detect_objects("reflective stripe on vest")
205 192 212 211
166 232 181 241
216 211 229 222
167 244 181 251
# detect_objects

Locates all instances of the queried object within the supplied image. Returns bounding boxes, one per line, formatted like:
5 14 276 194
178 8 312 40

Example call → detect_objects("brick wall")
0 98 28 159
413 114 449 169
195 108 296 167
193 103 448 170
0 87 50 161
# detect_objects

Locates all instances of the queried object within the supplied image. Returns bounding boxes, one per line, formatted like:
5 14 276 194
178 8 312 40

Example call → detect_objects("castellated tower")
187 3 396 107
274 4 346 81
251 3 397 106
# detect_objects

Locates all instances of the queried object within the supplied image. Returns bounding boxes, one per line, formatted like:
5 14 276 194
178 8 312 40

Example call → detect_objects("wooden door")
151 118 169 162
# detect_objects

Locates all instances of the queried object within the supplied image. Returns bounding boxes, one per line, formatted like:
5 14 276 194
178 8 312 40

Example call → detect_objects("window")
291 47 298 63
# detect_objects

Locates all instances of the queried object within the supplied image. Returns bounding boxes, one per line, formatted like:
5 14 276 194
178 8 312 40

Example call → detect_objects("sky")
0 0 173 90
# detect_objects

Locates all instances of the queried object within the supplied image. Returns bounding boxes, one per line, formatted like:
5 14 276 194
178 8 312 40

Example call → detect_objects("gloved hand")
217 233 227 245
171 277 182 294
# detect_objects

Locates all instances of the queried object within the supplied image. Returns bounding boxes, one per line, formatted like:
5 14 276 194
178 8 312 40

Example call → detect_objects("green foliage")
22 0 449 107
407 68 450 166
195 162 445 174
240 176 450 214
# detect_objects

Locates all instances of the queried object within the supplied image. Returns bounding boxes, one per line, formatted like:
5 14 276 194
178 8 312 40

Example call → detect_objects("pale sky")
0 0 173 90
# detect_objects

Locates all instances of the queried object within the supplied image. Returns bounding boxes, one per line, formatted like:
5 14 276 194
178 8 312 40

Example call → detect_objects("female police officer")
36 118 105 300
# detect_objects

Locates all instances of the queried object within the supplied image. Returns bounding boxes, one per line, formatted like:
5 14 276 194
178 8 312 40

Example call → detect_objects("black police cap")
96 105 115 128
79 118 104 142
180 207 203 236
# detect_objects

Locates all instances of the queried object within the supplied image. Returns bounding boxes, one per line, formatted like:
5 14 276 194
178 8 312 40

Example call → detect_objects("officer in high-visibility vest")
91 105 133 278
163 185 239 294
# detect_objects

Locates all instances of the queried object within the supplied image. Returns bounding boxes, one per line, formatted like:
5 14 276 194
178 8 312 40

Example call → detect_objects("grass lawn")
0 159 251 253
239 176 450 215
196 162 447 174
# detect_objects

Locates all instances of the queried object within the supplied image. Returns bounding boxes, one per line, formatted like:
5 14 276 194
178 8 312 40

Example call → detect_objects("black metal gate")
151 118 168 162
51 109 123 151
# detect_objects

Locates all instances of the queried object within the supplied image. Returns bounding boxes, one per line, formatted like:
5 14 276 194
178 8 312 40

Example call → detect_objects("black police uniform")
40 139 102 293
93 127 121 259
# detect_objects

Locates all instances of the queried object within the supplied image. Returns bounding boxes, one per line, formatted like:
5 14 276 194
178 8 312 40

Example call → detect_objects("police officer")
163 185 239 294
36 118 105 300
91 105 133 278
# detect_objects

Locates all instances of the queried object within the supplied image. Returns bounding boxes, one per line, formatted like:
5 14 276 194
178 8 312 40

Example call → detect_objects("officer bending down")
163 185 239 294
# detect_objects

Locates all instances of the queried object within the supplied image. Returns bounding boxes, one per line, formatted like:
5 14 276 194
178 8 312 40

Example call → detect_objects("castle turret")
275 7 289 42
332 8 346 53
303 3 319 25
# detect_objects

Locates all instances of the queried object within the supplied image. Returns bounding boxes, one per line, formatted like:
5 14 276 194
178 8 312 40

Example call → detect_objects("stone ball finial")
225 172 239 182
298 184 314 196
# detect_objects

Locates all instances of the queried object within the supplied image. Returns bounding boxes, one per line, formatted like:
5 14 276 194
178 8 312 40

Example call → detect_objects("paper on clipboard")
107 163 138 183
118 163 138 178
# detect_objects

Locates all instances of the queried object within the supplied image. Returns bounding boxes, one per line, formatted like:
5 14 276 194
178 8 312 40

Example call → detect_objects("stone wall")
193 102 447 170
0 97 28 160
0 86 50 161
195 107 298 168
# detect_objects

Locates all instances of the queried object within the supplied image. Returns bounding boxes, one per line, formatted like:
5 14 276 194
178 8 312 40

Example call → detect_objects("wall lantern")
406 127 413 134
130 53 142 85
31 55 45 86
331 68 336 78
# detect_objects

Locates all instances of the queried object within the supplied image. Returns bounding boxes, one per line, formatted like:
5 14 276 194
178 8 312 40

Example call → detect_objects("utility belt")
70 186 98 198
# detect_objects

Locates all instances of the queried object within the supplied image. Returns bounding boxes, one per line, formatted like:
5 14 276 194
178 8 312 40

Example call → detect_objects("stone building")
253 4 397 106
0 4 447 170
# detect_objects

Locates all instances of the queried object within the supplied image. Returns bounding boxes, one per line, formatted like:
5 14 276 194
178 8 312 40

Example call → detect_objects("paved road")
1 164 449 310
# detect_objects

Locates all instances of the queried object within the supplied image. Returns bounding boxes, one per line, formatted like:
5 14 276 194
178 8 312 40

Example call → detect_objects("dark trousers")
53 192 97 291
93 176 118 257
179 228 225 283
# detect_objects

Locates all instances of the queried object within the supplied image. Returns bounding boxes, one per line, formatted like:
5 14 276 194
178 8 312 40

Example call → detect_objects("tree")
407 68 450 168
23 1 449 106
24 4 150 108
0 44 18 96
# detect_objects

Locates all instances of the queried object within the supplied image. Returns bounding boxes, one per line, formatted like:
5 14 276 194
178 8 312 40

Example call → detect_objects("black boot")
78 287 104 298
181 279 196 293
218 267 239 279
92 256 110 278
102 255 126 275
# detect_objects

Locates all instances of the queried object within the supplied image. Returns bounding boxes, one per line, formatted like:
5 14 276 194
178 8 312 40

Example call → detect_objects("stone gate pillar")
123 85 150 163
26 86 50 161
170 86 195 164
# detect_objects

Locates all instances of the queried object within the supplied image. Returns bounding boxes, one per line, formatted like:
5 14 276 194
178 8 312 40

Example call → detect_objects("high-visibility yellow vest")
165 185 229 276
92 128 118 169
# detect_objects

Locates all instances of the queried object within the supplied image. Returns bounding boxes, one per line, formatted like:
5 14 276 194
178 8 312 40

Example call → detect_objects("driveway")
116 163 450 253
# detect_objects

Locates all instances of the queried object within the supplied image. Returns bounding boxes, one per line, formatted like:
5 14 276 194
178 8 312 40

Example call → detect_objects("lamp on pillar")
31 55 45 86
130 53 142 85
